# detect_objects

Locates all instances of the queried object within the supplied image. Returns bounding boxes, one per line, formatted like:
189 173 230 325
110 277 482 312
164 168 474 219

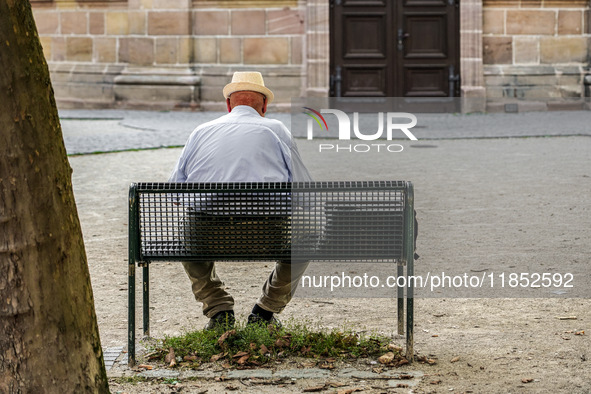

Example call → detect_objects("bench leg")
143 264 150 337
128 260 136 367
405 259 414 362
397 264 404 335
406 296 414 361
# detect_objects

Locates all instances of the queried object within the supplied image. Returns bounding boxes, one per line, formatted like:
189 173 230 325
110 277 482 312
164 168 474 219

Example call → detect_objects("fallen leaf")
217 329 236 346
521 378 534 384
183 355 199 362
387 343 403 352
575 330 585 336
275 338 290 348
236 355 249 365
430 379 442 385
260 344 270 355
300 345 312 355
225 384 239 390
378 352 395 364
396 358 410 367
232 351 249 359
164 347 176 367
210 352 227 362
137 364 153 370
303 385 326 392
221 362 232 369
319 362 335 370
250 343 258 350
450 356 460 363
432 334 439 337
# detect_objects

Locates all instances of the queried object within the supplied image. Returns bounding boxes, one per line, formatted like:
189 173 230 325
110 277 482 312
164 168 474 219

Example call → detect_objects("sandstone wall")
483 0 591 110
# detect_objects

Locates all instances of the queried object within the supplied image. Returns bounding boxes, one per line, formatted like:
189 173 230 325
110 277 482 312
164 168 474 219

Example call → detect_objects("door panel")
403 65 448 97
330 0 459 97
405 13 447 58
343 13 387 59
344 66 387 96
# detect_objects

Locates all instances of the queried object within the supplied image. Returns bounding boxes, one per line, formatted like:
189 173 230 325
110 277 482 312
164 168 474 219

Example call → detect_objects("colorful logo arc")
302 107 328 131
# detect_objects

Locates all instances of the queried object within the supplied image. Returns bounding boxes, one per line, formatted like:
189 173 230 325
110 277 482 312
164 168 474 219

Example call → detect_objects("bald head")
226 91 267 116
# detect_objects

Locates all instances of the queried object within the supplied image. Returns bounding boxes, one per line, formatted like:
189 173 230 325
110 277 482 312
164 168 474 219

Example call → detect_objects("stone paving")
59 108 591 155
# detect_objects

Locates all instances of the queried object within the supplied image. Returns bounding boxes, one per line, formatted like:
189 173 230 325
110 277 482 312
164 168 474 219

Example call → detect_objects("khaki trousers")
182 260 309 318
181 211 308 318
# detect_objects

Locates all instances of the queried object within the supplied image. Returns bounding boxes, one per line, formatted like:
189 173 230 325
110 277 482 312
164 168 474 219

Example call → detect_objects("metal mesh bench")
128 181 416 365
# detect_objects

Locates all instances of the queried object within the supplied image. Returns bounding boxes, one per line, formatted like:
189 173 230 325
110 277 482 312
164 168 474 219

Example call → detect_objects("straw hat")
223 71 274 103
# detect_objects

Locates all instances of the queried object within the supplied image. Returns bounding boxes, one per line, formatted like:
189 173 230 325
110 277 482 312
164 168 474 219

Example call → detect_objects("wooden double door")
329 0 460 97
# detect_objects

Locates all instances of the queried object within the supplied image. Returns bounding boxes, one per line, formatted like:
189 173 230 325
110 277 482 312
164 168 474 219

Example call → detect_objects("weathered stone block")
95 37 117 63
268 9 304 34
51 37 67 61
520 0 542 7
507 10 555 35
220 38 241 64
89 12 105 35
244 38 289 64
540 37 588 63
483 9 504 34
128 11 146 35
128 0 155 9
127 38 155 66
155 38 178 64
483 37 512 64
231 10 265 35
291 36 303 64
514 37 538 64
34 11 59 34
153 0 190 9
66 37 92 61
306 31 328 60
307 3 329 33
106 12 129 35
558 10 582 35
178 37 191 64
193 37 217 63
61 11 87 34
194 10 229 35
148 11 189 35
461 31 483 59
547 100 585 110
514 74 558 87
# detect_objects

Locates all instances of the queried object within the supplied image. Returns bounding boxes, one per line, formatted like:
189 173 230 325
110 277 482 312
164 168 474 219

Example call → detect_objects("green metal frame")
127 182 416 366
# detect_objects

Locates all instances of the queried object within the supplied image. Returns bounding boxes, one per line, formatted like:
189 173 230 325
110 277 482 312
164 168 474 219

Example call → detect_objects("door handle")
397 29 410 51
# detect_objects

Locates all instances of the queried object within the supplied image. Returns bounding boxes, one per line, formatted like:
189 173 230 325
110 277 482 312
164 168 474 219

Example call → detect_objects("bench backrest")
129 181 415 264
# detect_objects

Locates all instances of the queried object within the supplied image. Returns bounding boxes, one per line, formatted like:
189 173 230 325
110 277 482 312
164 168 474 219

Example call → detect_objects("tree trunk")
0 1 109 393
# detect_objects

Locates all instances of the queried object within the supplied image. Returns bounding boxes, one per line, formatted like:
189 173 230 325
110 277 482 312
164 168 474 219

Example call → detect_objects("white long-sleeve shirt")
169 105 312 183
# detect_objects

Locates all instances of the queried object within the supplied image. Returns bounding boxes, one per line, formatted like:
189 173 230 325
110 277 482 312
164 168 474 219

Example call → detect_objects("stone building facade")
32 0 590 112
483 0 591 110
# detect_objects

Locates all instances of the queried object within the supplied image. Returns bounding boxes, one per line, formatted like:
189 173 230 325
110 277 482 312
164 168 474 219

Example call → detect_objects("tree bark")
0 1 109 392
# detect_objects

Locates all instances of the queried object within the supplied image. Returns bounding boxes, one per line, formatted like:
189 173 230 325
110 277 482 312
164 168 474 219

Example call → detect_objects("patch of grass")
149 320 394 368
